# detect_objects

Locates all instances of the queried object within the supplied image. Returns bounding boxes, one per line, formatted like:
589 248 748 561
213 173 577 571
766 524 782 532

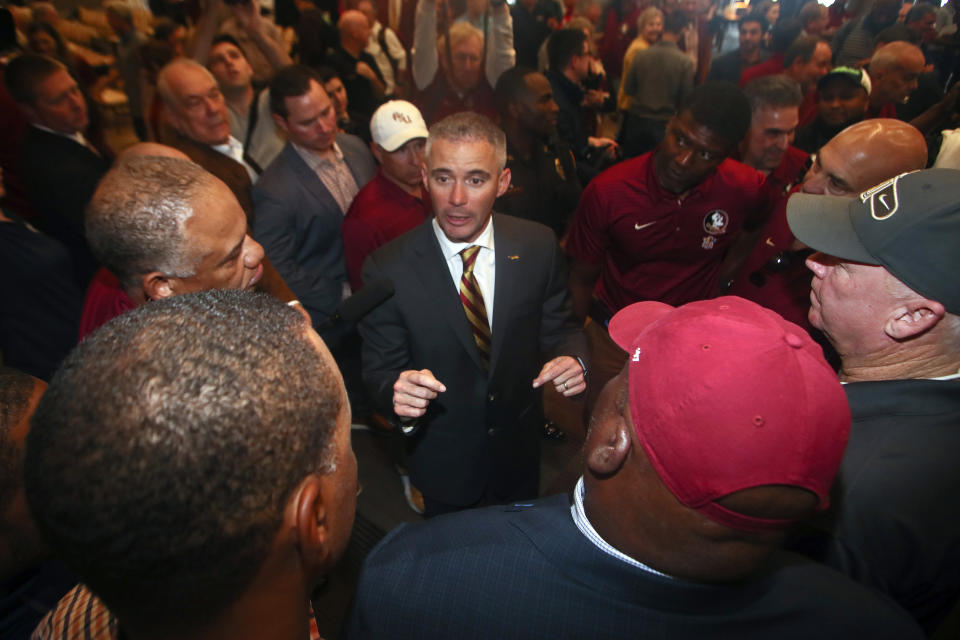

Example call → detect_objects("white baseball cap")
370 100 429 152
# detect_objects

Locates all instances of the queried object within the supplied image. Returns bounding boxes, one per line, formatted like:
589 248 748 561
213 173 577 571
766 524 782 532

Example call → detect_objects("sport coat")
344 494 924 639
359 214 587 506
253 134 376 324
22 126 111 285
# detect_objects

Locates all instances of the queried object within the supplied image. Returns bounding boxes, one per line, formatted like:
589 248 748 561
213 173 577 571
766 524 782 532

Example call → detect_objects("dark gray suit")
252 134 376 325
359 215 587 507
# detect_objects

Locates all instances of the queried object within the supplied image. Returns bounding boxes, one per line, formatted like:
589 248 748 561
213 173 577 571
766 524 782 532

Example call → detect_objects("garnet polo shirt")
342 170 430 291
566 151 767 312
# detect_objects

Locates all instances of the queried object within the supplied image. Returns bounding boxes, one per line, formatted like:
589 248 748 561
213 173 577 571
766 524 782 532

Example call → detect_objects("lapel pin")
508 255 519 261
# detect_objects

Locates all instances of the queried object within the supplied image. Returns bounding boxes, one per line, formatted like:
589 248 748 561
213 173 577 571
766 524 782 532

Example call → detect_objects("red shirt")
566 152 767 311
739 54 785 87
79 267 137 340
767 145 810 198
728 186 814 333
866 102 898 118
798 90 819 127
342 170 429 291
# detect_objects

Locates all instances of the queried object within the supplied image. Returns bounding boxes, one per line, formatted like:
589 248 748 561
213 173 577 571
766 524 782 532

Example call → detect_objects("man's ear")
272 113 290 135
142 272 174 301
586 411 632 476
421 164 430 193
292 474 334 573
884 298 946 340
496 167 512 198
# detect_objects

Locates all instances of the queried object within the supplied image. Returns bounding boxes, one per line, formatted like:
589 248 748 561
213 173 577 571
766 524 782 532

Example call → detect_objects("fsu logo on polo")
703 210 729 235
860 171 914 220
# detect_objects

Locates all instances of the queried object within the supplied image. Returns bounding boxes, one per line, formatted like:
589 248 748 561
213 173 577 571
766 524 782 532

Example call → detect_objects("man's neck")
661 31 680 44
382 171 422 197
223 84 255 112
341 40 363 58
740 47 761 64
840 344 960 382
561 66 581 86
501 118 537 159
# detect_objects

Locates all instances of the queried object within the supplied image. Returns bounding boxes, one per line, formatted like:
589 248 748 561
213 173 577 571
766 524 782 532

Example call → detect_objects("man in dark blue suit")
346 296 925 639
253 65 376 334
359 112 587 518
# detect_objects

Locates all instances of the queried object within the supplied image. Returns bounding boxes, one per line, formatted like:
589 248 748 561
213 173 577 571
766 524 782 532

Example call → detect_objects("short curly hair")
25 290 344 632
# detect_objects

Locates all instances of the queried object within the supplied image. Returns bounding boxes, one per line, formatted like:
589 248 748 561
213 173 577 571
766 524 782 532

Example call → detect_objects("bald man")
326 10 385 119
725 119 927 332
865 41 926 118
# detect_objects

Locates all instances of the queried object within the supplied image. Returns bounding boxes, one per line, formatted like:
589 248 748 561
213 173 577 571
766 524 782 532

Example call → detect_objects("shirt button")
487 393 496 402
487 428 496 436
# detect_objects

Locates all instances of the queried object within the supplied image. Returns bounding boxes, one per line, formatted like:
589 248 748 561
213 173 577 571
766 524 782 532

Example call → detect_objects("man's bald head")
869 41 926 105
802 118 926 195
338 10 371 49
117 142 190 162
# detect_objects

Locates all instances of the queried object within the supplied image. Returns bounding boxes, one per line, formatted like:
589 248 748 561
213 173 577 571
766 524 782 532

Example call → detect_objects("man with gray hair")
359 111 587 517
739 75 808 196
787 168 960 633
26 289 357 640
78 153 266 338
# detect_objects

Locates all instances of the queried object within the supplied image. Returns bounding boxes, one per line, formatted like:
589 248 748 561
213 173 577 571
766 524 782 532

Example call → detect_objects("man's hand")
588 136 618 150
532 356 585 397
231 0 262 34
393 369 447 418
583 89 607 109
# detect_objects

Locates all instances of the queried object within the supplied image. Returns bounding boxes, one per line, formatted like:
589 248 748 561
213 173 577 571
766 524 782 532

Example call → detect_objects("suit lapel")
285 144 342 213
337 135 366 186
411 221 488 372
489 214 517 374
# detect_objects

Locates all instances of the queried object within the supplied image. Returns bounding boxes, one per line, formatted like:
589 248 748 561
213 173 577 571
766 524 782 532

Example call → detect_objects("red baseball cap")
608 296 850 532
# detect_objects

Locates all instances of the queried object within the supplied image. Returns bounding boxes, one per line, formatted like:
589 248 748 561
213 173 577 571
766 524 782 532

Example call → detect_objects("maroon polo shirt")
729 185 814 333
739 53 785 87
79 267 136 341
566 151 767 312
767 145 811 198
342 170 430 291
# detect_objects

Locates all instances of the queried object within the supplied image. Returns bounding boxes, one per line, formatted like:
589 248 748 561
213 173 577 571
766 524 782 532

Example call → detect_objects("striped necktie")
459 245 491 370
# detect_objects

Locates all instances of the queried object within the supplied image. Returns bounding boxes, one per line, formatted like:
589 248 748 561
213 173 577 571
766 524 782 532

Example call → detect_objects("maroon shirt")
767 145 811 198
342 170 430 291
739 53 785 86
79 267 136 341
566 151 767 311
729 186 814 333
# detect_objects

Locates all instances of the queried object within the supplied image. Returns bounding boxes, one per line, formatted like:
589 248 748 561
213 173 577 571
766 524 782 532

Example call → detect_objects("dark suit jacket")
344 494 924 639
162 127 257 222
359 215 587 506
252 135 376 324
22 126 112 285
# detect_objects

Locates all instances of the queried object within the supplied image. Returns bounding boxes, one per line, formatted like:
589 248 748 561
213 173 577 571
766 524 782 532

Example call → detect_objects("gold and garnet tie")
459 245 491 370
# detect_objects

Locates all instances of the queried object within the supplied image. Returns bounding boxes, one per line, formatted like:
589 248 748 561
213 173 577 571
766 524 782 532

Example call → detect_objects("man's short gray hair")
156 58 215 108
425 111 507 171
743 74 803 113
85 155 218 289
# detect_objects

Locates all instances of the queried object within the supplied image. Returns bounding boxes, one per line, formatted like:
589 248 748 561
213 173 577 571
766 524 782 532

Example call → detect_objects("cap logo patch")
860 171 914 220
392 111 412 123
632 347 642 361
703 210 729 235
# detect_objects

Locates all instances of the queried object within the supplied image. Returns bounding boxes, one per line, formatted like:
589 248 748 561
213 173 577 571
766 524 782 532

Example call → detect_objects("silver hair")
85 156 217 289
156 58 216 109
425 111 507 171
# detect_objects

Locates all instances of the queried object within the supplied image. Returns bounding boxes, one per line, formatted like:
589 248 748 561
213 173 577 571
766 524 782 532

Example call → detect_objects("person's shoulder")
337 133 373 158
716 157 766 190
368 219 430 263
494 212 557 242
760 551 924 638
590 154 652 192
254 143 300 188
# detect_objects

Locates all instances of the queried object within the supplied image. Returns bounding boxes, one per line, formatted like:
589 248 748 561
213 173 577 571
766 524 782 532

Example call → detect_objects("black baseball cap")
787 168 960 314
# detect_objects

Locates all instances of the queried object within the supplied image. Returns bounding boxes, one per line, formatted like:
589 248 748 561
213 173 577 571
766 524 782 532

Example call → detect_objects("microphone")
316 278 396 332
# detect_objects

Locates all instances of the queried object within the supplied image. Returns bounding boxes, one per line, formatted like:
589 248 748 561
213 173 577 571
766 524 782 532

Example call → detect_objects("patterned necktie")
459 245 491 370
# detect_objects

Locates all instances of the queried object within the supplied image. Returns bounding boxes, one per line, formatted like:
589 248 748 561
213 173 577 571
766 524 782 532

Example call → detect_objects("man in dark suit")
4 54 111 286
254 65 376 333
359 112 587 518
345 297 925 640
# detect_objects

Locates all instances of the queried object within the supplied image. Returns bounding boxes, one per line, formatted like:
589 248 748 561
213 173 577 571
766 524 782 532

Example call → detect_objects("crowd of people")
1 0 959 637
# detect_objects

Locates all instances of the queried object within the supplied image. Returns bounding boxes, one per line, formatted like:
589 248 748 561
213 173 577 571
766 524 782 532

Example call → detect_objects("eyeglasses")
748 249 814 287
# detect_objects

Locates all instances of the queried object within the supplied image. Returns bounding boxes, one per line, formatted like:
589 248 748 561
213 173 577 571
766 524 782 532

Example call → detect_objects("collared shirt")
342 170 429 291
432 216 496 329
212 135 258 183
570 476 670 578
566 151 768 312
32 123 96 153
293 142 360 215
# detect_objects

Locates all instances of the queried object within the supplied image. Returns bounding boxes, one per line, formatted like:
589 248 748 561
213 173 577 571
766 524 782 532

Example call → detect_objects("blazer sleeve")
252 179 342 319
538 236 589 369
358 251 412 416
